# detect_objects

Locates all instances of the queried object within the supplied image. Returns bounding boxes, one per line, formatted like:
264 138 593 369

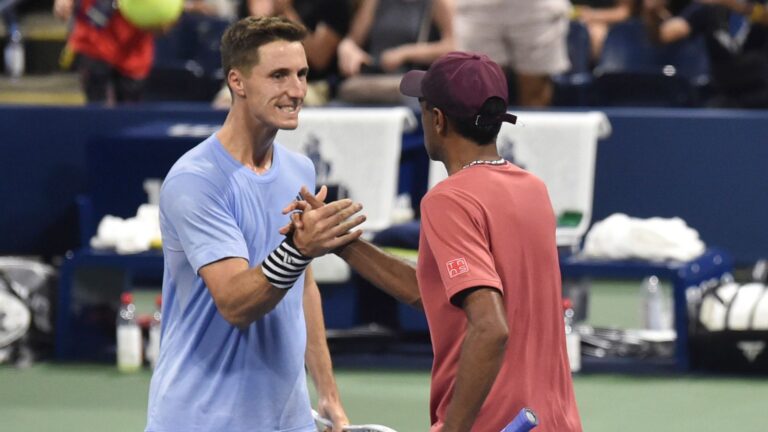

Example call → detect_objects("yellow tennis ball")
118 0 184 29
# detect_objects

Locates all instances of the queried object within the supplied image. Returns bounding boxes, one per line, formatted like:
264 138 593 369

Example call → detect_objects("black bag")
690 277 768 373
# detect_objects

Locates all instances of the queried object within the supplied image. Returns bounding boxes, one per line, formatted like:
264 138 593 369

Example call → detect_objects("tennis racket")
312 409 398 432
501 408 538 432
313 407 538 432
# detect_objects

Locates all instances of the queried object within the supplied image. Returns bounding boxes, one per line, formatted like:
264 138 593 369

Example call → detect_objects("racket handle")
500 408 538 432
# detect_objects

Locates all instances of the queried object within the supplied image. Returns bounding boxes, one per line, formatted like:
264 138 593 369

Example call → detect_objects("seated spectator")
337 0 454 76
53 0 177 105
573 0 640 60
334 0 454 103
644 0 768 108
214 0 351 107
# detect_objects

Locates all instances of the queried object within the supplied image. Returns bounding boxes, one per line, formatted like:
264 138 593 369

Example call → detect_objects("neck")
218 106 278 174
443 139 501 175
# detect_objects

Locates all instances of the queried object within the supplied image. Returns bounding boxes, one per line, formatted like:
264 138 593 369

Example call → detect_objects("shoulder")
421 183 477 215
275 143 315 175
163 137 228 198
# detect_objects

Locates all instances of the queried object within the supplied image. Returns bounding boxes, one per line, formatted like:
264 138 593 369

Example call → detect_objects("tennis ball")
118 0 184 29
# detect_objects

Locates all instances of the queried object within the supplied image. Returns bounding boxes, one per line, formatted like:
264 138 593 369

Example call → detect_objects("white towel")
277 107 417 232
583 213 706 262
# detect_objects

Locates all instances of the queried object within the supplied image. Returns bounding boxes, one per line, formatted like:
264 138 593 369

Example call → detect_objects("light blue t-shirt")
146 134 316 432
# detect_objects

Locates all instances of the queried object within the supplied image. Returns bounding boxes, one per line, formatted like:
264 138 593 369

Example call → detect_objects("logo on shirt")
446 258 469 278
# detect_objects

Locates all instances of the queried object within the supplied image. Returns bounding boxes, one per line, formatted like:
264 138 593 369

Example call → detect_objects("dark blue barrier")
0 104 225 256
591 108 768 266
1 104 766 265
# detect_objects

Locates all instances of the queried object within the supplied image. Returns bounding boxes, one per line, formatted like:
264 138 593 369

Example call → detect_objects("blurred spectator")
334 0 454 103
336 0 454 77
213 0 351 107
573 0 640 60
455 0 571 107
246 0 351 78
644 0 768 108
53 0 168 105
184 0 239 20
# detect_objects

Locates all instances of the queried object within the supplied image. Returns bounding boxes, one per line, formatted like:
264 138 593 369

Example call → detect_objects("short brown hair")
220 16 308 76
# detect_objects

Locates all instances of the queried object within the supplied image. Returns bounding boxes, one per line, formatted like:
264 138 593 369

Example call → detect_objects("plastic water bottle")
641 275 669 330
563 298 581 373
3 24 24 79
116 292 142 372
147 295 162 369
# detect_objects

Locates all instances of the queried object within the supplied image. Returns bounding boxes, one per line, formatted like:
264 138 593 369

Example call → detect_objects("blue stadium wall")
0 104 766 265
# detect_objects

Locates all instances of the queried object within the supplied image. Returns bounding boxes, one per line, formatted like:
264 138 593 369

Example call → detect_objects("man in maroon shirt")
294 51 582 432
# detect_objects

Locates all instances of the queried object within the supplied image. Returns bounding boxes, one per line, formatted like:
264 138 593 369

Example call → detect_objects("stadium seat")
593 19 710 107
553 20 594 106
145 14 231 102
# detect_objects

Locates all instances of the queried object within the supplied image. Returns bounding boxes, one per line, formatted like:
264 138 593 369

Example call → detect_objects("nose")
286 75 306 99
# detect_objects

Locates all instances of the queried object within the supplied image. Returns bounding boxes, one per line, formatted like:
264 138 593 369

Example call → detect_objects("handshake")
279 185 367 258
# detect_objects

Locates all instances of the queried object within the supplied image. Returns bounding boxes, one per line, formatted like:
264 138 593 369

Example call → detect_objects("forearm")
304 272 341 402
348 0 376 45
214 265 288 327
248 0 274 16
304 25 342 71
391 38 454 67
580 5 632 23
336 239 421 308
442 324 508 432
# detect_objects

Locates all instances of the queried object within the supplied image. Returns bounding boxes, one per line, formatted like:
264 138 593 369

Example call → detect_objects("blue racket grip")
500 408 538 432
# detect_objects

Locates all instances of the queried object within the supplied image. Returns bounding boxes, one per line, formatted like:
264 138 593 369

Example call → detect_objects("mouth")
277 100 301 114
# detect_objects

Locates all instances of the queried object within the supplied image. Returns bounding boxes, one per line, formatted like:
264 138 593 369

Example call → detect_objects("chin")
278 119 300 130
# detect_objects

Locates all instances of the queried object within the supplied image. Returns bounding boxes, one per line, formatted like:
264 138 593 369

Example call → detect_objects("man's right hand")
287 186 366 257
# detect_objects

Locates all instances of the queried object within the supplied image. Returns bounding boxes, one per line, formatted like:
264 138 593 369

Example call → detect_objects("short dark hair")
220 16 308 76
427 97 506 145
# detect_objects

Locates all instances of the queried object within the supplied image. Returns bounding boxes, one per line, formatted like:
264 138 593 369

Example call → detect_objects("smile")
277 102 300 113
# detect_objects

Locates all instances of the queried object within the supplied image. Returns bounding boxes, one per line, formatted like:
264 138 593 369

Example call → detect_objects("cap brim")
399 70 426 97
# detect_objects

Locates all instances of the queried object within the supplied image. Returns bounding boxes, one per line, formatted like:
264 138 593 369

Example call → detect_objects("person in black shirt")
645 0 768 108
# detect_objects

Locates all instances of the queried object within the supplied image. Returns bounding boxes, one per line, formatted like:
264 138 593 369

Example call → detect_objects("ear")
228 69 246 98
433 107 447 136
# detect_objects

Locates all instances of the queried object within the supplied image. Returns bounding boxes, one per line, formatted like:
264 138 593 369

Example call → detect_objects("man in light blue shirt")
146 16 365 432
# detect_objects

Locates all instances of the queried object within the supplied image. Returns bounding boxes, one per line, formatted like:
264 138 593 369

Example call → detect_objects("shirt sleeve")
420 189 503 304
161 173 249 273
317 0 351 36
679 4 720 35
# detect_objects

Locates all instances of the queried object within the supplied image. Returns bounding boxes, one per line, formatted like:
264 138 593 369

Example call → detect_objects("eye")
271 71 287 80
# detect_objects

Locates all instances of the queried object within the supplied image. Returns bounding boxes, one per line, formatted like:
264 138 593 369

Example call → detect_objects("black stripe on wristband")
262 238 311 289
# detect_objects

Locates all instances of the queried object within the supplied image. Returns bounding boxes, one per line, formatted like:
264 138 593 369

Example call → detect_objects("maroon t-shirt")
417 162 582 432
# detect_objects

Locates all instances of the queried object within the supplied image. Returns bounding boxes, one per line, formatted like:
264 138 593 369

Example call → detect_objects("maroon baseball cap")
399 51 516 126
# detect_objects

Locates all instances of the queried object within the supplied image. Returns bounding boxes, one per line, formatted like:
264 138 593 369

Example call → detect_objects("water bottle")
563 298 581 373
641 275 669 330
147 294 162 369
3 24 24 79
116 292 143 372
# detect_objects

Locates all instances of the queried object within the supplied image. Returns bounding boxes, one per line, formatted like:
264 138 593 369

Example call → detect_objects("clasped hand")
279 186 365 257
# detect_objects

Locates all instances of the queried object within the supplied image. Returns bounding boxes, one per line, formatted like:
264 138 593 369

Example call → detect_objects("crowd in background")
2 0 768 108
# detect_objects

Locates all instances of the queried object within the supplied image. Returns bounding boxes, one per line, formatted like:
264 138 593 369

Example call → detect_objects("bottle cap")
121 292 134 305
562 297 573 311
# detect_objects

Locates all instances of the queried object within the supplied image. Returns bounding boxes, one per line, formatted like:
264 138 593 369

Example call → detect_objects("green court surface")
1 363 766 431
